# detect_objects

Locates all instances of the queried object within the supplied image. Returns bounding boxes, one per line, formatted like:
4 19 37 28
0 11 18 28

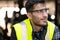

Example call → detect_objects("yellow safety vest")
13 19 55 40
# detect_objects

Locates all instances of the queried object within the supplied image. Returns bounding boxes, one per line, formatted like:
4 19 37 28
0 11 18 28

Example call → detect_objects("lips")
40 19 47 22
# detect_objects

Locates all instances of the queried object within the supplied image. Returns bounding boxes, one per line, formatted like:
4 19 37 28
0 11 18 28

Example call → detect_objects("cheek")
32 15 41 22
32 14 42 19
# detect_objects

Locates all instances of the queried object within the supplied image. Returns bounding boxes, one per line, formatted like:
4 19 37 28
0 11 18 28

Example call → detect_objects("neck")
33 25 42 32
31 21 42 32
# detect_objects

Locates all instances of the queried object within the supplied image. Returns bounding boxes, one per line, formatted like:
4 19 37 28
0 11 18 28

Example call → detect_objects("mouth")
41 19 47 22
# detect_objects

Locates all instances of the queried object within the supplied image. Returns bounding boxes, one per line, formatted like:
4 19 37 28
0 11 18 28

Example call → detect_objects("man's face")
27 3 48 26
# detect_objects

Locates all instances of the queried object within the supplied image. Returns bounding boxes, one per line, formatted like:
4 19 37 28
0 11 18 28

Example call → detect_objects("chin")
43 24 47 26
41 23 47 26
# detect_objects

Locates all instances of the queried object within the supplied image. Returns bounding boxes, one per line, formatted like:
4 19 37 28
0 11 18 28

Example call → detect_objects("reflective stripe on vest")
20 22 27 40
13 19 55 40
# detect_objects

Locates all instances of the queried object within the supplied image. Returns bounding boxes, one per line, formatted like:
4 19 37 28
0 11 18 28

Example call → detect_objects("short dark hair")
25 0 45 12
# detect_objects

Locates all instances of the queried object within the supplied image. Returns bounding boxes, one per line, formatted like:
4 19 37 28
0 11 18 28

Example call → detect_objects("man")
10 0 60 40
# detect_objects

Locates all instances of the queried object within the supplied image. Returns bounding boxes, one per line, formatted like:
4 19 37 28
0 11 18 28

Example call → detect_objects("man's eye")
45 8 49 11
39 9 43 12
45 9 49 12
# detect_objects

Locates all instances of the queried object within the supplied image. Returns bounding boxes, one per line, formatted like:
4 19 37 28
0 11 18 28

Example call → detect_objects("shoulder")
13 19 29 27
54 26 60 36
13 21 23 27
53 26 60 40
55 26 60 33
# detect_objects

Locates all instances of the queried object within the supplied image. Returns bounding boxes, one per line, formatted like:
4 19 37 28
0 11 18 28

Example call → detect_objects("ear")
26 13 32 19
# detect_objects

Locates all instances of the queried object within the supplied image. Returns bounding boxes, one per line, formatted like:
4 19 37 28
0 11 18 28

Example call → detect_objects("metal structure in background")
56 0 60 28
55 0 57 26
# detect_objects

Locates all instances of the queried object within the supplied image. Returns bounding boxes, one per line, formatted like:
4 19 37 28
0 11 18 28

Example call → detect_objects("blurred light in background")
0 7 20 18
7 7 14 18
51 15 55 20
14 7 20 12
0 7 20 29
21 7 27 15
0 7 6 30
6 7 19 18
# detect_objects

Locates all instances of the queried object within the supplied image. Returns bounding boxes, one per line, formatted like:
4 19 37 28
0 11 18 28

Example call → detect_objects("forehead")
33 3 46 10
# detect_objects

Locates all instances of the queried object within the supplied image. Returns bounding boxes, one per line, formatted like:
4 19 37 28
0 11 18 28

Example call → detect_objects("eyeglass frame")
28 8 49 14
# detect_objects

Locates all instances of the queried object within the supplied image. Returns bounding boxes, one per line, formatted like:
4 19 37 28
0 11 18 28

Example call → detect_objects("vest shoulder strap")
45 21 55 40
13 23 22 40
13 19 32 40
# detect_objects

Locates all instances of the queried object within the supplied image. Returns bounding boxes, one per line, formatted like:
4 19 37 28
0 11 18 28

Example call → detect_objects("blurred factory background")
0 0 60 40
57 0 60 28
